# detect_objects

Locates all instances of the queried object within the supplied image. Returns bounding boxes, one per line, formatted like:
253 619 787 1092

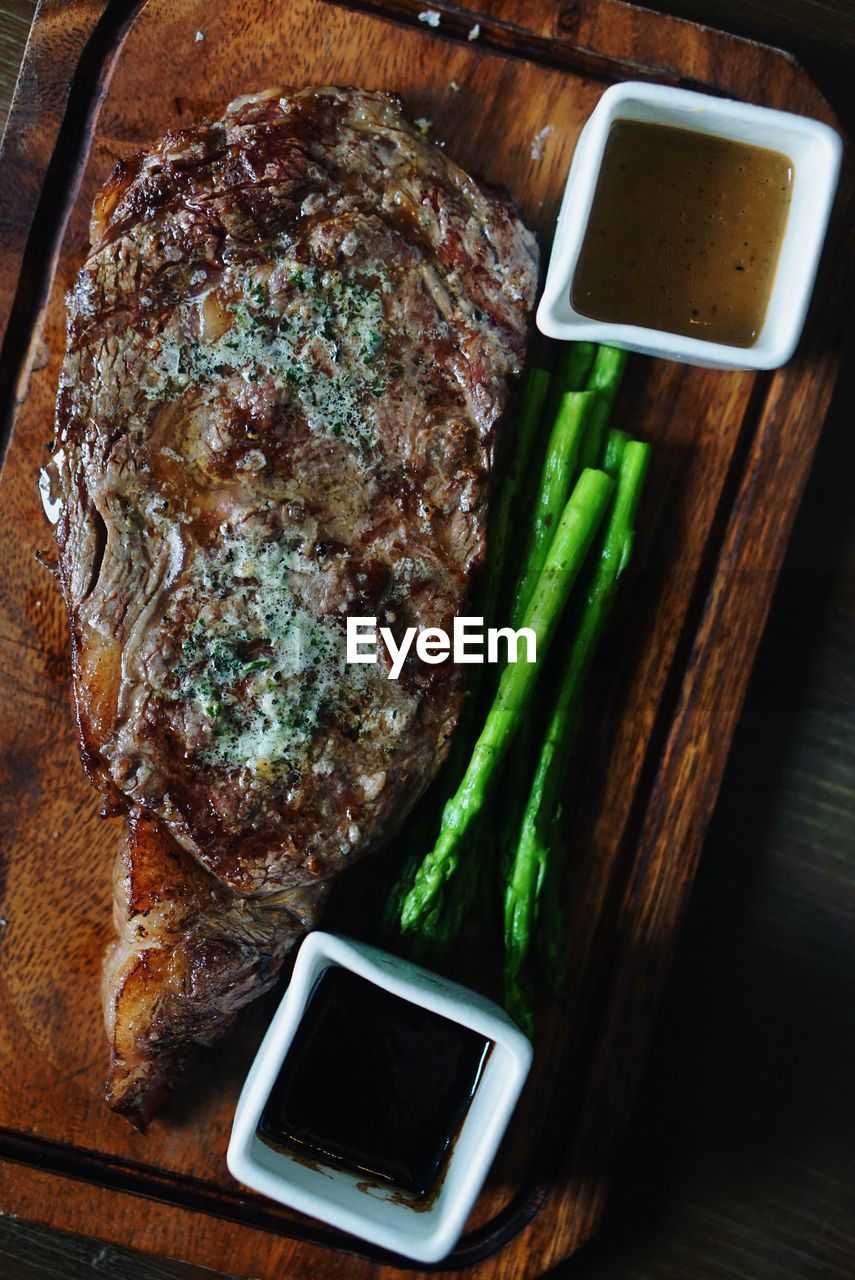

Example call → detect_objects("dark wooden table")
0 3 852 1277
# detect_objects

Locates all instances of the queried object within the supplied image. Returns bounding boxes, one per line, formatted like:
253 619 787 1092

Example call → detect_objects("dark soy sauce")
572 120 793 347
257 967 492 1198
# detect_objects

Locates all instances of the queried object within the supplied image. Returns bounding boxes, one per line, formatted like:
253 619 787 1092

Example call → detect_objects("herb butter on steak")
44 86 539 1120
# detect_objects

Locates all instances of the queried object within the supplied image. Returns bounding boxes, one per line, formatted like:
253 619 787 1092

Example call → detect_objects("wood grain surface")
0 1 32 132
0 2 849 1280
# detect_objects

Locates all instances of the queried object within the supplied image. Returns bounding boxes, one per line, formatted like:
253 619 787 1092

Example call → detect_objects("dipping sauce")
257 967 492 1198
571 120 794 347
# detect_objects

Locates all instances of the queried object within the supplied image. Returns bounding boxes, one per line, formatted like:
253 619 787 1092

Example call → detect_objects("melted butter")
144 263 388 452
165 526 345 777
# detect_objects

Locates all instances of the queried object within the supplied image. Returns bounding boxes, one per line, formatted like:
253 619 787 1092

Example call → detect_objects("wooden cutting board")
0 1 850 1277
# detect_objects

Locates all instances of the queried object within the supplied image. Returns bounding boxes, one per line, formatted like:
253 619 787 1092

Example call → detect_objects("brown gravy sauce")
571 120 793 347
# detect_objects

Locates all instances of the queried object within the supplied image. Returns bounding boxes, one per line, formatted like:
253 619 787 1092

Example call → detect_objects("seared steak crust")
104 810 328 1118
46 86 538 1116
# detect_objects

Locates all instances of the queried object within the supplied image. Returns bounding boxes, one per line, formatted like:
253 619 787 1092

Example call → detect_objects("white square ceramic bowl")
537 81 842 370
227 930 533 1264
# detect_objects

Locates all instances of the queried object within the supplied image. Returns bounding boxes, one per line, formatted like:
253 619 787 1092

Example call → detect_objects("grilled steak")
44 86 538 1120
103 809 329 1117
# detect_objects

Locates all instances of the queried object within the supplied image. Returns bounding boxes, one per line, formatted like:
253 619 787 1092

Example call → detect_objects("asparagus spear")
503 440 650 1001
482 366 550 627
430 826 484 953
559 341 598 392
509 391 598 627
496 355 629 886
512 350 628 624
400 467 614 932
579 346 629 470
535 439 650 985
381 837 428 939
540 342 597 433
503 349 600 625
495 391 597 882
587 344 628 402
602 427 630 477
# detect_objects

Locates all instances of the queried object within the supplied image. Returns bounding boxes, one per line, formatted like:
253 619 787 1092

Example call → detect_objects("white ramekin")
536 81 842 370
227 931 532 1263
